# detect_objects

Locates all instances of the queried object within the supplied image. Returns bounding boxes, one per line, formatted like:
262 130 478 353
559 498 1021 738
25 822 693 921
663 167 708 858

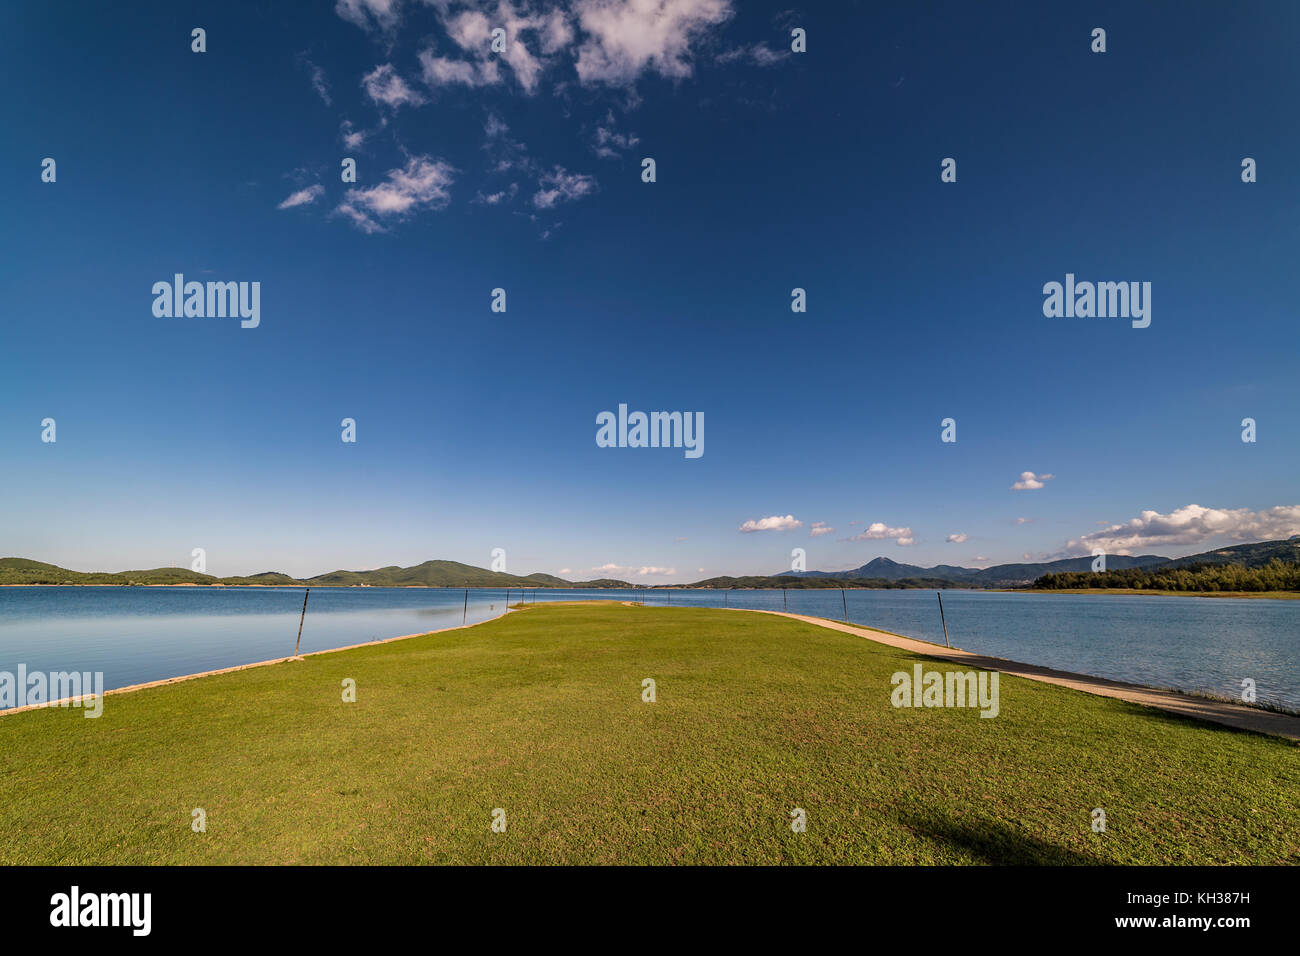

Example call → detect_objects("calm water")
1 586 1296 709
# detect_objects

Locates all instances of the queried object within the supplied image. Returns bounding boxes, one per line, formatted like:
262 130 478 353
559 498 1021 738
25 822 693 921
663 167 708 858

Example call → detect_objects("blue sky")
2 0 1298 581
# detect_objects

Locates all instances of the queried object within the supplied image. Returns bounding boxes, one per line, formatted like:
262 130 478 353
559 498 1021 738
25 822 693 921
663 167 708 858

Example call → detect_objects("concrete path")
745 608 1300 742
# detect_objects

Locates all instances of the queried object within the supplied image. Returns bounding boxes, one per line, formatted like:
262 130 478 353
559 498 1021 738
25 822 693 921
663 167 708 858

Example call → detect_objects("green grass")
1 603 1296 865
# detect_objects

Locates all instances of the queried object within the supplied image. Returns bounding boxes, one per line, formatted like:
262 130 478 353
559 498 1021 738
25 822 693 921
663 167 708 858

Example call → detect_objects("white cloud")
559 568 572 575
417 3 570 94
277 184 325 209
419 47 503 88
946 533 968 543
1067 504 1300 556
1012 471 1055 491
573 0 734 86
335 155 456 233
540 7 575 53
809 521 834 537
532 166 597 208
739 514 801 533
343 0 756 99
340 120 369 150
362 63 427 108
474 183 519 205
1015 516 1034 525
847 522 914 544
336 0 401 32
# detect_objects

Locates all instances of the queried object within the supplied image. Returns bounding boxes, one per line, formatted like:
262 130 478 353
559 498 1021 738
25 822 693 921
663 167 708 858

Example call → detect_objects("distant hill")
7 537 1296 590
1159 536 1300 570
779 554 1169 588
689 574 961 590
0 558 633 589
775 537 1300 587
304 560 541 588
0 560 303 587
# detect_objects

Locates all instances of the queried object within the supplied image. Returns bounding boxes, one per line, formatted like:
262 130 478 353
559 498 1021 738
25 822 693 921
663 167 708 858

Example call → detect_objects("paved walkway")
744 608 1300 742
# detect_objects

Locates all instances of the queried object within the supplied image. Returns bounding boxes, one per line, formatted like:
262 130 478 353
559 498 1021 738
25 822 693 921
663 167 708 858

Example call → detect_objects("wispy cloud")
299 56 332 105
419 45 503 89
474 183 519 205
589 562 676 577
277 184 325 209
532 166 597 208
362 63 426 108
340 120 369 150
591 110 640 158
335 0 401 33
946 532 968 543
335 155 455 233
809 521 834 537
716 42 787 67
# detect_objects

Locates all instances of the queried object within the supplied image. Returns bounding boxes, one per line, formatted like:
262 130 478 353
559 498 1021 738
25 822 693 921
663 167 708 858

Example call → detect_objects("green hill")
0 557 631 589
305 560 547 588
688 574 958 590
1160 536 1300 569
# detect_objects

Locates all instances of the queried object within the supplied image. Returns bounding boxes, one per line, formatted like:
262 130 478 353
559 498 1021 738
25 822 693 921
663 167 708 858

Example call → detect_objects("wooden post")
463 588 468 624
724 589 728 606
841 588 847 621
294 588 310 657
937 591 950 648
506 588 510 607
783 587 787 610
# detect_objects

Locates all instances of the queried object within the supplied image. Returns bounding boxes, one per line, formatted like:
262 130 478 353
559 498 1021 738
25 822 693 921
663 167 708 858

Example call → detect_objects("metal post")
783 588 787 610
841 588 847 621
463 587 468 624
937 591 950 648
294 588 310 657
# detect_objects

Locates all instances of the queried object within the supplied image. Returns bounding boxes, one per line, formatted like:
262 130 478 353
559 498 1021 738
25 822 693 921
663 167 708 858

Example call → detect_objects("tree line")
1032 559 1300 592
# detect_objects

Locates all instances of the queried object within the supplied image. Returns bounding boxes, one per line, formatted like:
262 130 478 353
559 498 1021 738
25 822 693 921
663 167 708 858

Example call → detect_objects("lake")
1 586 1296 710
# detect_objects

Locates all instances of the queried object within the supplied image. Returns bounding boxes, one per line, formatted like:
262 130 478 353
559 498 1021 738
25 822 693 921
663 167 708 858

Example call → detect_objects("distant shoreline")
2 582 1297 598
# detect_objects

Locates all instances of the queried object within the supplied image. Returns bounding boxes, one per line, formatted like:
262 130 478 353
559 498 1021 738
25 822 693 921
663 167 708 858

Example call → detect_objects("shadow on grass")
898 810 1107 865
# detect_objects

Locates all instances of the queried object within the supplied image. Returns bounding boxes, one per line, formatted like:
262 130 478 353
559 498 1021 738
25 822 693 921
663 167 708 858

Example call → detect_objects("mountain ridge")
2 537 1296 589
769 537 1300 587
